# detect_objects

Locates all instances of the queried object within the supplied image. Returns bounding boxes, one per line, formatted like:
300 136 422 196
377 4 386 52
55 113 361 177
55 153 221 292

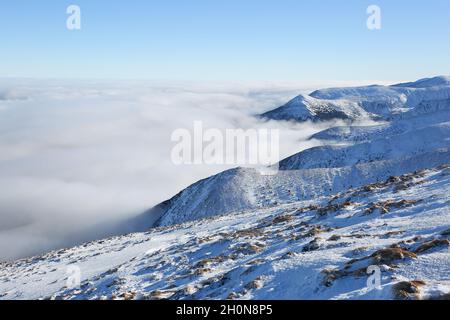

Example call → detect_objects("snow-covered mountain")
260 94 370 122
0 77 449 300
261 76 450 122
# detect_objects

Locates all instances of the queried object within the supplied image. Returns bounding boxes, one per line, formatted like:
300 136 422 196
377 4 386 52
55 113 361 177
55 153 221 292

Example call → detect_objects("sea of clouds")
0 78 359 260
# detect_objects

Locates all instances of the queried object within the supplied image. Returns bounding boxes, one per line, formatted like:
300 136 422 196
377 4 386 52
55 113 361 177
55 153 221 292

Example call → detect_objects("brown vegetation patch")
272 215 294 224
233 242 266 255
414 239 450 254
370 248 417 265
195 255 226 268
383 230 405 238
149 289 175 300
357 171 428 195
364 199 419 215
363 183 384 192
392 280 425 300
305 225 325 237
118 291 137 300
296 205 319 214
316 201 357 217
321 267 367 287
233 228 265 238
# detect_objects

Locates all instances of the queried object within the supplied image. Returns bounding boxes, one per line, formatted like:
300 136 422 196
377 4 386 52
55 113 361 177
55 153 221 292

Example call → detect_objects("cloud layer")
0 79 347 261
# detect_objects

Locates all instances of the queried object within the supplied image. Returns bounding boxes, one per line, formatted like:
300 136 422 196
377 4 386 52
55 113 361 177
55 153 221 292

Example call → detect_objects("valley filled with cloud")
0 79 347 260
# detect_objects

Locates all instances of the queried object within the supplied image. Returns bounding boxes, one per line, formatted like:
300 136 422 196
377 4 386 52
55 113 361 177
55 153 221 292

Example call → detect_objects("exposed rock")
328 235 341 241
245 277 264 290
303 238 322 252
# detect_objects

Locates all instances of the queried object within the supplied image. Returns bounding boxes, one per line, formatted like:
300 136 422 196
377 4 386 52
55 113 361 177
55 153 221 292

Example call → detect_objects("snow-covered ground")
0 165 448 300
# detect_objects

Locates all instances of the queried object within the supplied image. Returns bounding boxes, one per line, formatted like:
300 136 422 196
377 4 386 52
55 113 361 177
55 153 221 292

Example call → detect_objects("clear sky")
1 0 449 83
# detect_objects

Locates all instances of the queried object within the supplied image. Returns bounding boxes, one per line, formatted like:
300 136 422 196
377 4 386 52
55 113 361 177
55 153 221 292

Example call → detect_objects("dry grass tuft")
195 256 226 268
149 289 175 300
272 215 294 224
364 199 419 215
414 239 450 254
370 248 417 265
392 280 425 300
233 242 266 255
233 229 264 238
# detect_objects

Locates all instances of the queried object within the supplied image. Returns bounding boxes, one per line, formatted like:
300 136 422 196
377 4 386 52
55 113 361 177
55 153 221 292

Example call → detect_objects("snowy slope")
153 123 450 227
155 147 450 227
0 165 448 300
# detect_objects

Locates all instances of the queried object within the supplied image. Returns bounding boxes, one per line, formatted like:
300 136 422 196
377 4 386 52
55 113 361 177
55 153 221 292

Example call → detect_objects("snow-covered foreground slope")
1 165 448 300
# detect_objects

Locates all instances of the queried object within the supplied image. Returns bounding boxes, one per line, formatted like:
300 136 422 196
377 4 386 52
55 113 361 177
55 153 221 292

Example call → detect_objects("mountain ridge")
261 75 450 123
152 77 450 227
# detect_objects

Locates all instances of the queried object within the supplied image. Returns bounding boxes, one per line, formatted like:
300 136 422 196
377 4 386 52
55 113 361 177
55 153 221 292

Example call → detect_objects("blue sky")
1 0 450 82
